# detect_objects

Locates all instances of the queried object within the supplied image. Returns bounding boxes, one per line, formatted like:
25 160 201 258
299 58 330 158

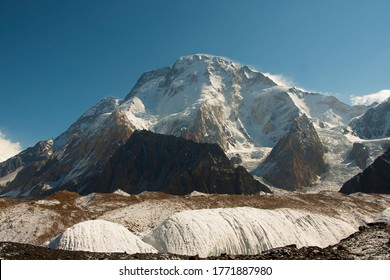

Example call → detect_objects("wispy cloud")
263 72 294 87
0 131 22 162
350 89 390 106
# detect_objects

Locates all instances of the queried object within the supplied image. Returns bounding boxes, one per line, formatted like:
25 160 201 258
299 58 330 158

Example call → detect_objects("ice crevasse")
143 207 356 257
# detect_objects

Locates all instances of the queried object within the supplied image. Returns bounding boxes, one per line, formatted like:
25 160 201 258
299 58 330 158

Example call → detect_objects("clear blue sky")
1 0 390 148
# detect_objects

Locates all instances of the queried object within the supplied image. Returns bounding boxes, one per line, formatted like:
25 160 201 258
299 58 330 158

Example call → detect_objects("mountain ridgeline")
1 54 389 197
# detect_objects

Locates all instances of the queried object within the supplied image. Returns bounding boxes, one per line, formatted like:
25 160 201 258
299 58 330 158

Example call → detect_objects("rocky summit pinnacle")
255 114 327 191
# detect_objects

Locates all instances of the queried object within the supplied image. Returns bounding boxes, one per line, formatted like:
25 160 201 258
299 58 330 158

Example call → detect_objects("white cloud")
350 89 390 106
0 131 22 163
263 72 294 87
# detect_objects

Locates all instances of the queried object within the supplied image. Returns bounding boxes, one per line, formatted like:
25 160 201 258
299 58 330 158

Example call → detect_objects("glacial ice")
144 207 356 257
48 219 157 254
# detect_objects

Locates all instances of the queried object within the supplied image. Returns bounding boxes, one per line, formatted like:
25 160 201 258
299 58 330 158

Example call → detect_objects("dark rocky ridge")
340 148 390 194
255 114 327 191
88 130 271 195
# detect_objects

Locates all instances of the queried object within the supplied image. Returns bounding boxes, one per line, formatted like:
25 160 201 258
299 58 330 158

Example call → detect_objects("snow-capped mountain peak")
2 54 387 196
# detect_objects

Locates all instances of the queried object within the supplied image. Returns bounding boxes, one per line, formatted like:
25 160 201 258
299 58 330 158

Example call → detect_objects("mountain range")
1 54 390 196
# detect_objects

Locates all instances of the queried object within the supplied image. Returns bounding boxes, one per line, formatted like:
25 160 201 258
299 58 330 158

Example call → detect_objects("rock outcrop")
89 130 271 195
348 142 369 169
255 114 327 191
340 148 390 194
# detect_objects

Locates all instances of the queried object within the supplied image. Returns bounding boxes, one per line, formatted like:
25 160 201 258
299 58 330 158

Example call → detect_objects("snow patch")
187 191 210 197
35 199 60 206
113 189 131 197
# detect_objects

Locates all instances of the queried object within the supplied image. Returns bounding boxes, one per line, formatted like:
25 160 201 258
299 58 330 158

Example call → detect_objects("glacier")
143 207 356 257
48 219 157 254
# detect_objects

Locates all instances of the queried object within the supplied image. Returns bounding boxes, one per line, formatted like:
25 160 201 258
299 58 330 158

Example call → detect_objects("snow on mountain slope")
350 98 390 139
144 207 356 257
48 220 157 253
118 54 373 178
120 55 311 152
54 97 121 151
287 88 366 127
120 54 280 152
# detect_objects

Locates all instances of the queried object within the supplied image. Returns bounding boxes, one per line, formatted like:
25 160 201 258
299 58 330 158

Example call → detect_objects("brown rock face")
89 130 271 195
340 148 390 194
255 114 327 191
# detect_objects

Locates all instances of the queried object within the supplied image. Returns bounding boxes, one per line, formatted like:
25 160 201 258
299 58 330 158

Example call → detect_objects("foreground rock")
340 148 390 194
1 223 388 260
88 130 271 195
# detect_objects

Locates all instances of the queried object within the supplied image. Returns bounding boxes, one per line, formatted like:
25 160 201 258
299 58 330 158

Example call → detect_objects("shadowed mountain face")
88 130 271 195
340 148 390 195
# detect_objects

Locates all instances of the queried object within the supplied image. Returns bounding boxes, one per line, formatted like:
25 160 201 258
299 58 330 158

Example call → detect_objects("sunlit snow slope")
143 207 356 257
